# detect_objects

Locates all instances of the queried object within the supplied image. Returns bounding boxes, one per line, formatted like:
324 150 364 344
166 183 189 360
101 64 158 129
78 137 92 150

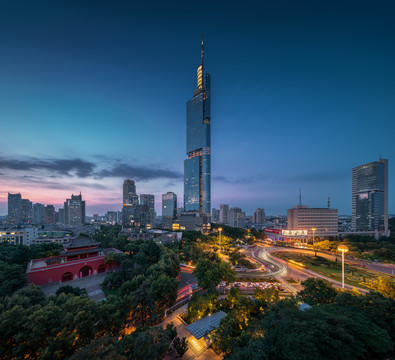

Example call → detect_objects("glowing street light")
337 244 349 289
218 227 223 253
312 228 316 245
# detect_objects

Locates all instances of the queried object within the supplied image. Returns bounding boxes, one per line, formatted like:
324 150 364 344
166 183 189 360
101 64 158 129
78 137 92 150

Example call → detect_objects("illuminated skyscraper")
352 157 388 235
184 37 211 217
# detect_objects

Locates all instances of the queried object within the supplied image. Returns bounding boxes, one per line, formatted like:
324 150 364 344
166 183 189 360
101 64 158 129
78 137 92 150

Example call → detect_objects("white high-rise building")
252 208 265 224
228 207 246 228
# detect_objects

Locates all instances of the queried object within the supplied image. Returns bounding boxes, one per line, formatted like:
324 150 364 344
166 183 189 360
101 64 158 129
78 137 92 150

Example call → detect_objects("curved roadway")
241 245 371 294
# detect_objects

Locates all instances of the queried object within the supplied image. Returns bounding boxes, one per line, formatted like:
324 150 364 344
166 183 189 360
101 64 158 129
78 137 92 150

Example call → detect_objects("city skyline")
1 1 394 216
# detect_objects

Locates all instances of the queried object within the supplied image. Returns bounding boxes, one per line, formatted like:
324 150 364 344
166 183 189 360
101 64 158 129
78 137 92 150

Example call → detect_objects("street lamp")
312 228 316 245
218 227 223 253
337 244 349 289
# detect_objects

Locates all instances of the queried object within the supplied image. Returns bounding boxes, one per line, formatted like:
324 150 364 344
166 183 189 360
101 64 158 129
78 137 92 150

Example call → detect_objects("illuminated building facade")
184 38 211 218
352 158 388 235
123 179 139 207
287 205 338 238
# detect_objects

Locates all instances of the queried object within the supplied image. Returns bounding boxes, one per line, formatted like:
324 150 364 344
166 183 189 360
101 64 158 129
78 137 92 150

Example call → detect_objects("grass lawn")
272 252 393 290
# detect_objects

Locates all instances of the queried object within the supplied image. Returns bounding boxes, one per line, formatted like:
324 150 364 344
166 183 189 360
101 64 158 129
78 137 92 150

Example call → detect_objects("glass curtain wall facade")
184 40 211 216
352 158 388 234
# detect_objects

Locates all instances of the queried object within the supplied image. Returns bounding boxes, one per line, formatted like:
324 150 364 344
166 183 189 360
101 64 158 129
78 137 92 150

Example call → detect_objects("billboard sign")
282 229 308 236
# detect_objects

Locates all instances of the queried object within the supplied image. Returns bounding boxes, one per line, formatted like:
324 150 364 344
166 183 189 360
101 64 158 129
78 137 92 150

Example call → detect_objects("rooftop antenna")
201 33 204 69
379 153 382 161
299 188 302 207
328 197 330 209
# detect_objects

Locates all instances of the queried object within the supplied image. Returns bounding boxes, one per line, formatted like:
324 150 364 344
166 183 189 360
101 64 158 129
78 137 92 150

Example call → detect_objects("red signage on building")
264 228 282 235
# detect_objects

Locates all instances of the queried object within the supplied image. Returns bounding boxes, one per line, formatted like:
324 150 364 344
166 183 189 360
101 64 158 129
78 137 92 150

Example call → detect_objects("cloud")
213 175 266 184
0 155 182 182
98 163 182 181
0 157 95 177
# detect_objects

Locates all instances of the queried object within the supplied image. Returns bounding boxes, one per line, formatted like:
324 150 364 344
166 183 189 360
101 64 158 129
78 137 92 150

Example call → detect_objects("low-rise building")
0 228 38 246
287 205 338 238
26 237 122 285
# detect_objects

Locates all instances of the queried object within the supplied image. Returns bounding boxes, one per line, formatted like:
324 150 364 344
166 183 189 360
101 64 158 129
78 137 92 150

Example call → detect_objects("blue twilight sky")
0 0 394 215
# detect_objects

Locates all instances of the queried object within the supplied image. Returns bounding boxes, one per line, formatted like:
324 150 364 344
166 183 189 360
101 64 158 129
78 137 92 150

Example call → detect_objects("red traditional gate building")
26 237 121 285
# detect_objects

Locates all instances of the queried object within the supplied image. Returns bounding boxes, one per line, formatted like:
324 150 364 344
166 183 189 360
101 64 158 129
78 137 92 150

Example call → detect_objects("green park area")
273 251 395 290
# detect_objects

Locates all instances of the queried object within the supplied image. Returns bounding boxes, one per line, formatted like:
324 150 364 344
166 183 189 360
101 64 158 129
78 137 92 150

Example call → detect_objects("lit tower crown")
197 35 204 90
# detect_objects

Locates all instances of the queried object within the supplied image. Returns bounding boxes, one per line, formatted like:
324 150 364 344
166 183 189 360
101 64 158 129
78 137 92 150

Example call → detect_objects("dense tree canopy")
194 259 235 289
0 230 181 360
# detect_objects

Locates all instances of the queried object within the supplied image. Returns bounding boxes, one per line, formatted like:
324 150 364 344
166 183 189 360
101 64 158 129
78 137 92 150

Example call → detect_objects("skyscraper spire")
201 33 204 71
196 35 204 91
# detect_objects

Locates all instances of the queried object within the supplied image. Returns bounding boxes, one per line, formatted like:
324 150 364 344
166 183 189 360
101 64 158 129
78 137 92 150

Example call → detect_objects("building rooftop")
64 237 99 249
186 311 227 340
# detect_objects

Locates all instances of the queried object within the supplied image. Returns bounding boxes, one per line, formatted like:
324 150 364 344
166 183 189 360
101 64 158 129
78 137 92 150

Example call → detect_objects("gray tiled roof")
186 311 227 340
64 237 99 249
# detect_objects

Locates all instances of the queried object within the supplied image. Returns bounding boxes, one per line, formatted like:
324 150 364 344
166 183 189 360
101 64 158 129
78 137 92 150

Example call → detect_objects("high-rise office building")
162 192 177 218
64 194 86 227
21 199 33 224
252 208 266 224
228 207 246 228
140 194 155 225
184 38 211 217
106 211 118 224
7 193 22 225
352 158 388 235
33 203 45 225
45 205 55 224
212 208 220 223
219 204 229 225
123 179 139 207
58 208 65 224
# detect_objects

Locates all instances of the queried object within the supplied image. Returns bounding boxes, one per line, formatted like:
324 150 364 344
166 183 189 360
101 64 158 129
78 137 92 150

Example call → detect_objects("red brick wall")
27 256 110 285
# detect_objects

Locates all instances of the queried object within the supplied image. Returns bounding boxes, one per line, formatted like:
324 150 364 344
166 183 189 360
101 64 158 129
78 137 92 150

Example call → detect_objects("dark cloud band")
0 156 182 181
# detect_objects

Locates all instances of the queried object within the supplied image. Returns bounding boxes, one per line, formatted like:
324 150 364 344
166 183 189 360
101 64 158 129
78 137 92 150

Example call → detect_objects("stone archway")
62 272 73 282
79 266 92 278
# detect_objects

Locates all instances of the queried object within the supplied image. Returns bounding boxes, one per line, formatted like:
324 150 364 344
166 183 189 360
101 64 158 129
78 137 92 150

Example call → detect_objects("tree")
104 251 117 271
56 285 87 297
149 274 178 313
0 263 26 296
230 304 392 360
254 286 279 304
363 277 395 299
194 259 235 289
68 336 126 360
298 278 337 305
173 337 188 358
123 325 176 360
